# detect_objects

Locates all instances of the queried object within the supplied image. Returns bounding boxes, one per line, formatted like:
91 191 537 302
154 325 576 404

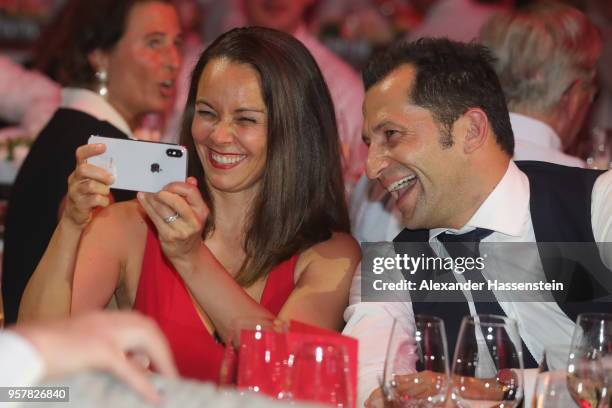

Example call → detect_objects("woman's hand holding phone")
63 143 115 230
137 178 211 271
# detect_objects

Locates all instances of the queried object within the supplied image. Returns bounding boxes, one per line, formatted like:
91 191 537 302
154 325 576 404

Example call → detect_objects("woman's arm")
18 144 114 322
137 181 360 340
277 232 361 331
69 202 142 314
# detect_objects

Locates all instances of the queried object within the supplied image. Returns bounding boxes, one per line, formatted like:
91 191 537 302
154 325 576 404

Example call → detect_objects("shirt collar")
430 161 530 239
510 112 562 151
60 88 133 138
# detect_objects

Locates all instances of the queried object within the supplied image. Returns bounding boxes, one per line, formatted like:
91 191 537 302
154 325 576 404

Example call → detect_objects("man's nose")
365 144 389 180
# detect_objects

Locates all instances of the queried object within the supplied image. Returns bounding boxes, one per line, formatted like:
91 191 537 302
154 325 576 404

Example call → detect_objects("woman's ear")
87 49 108 72
462 108 489 154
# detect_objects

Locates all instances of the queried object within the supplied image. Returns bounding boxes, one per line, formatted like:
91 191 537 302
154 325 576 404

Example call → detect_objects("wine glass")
381 315 450 407
586 127 612 170
0 286 4 328
219 317 289 399
451 314 524 408
537 344 573 373
567 313 612 408
531 345 576 407
285 340 352 407
601 356 612 408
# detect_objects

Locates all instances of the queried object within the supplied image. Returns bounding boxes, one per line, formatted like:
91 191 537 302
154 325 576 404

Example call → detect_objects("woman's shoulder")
310 231 360 257
295 232 361 281
87 199 148 239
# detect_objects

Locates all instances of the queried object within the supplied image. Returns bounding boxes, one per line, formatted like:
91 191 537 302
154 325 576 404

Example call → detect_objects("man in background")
480 1 602 167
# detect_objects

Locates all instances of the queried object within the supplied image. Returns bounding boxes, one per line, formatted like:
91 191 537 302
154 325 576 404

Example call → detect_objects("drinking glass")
532 371 577 408
451 314 524 408
567 313 612 408
601 356 612 408
537 344 572 373
587 127 612 170
381 315 450 407
0 287 4 328
531 345 576 407
219 317 289 399
285 341 352 407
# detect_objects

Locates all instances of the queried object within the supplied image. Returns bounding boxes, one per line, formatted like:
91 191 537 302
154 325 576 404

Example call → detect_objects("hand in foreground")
64 144 115 229
364 386 386 408
366 371 458 408
12 311 177 404
137 177 209 263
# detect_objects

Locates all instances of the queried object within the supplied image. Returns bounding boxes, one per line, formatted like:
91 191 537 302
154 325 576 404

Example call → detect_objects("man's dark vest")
393 161 610 362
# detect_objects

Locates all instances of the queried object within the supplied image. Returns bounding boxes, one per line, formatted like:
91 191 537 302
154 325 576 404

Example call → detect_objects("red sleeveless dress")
133 225 297 383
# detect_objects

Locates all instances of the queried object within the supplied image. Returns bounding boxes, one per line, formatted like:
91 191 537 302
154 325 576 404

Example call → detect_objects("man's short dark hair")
363 38 514 156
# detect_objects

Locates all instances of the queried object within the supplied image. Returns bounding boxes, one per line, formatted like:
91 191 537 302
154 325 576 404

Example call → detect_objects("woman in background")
20 27 360 382
2 0 182 324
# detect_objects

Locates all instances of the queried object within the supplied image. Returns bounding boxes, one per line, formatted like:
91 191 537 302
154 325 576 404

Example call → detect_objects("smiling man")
343 38 612 407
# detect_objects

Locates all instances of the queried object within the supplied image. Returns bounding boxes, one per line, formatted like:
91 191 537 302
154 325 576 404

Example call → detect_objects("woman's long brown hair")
180 27 350 286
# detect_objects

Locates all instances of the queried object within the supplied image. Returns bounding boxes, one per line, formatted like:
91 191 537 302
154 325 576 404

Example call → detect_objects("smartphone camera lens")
166 149 183 158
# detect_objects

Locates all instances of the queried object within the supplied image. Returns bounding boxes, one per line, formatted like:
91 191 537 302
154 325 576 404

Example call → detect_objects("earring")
95 70 108 97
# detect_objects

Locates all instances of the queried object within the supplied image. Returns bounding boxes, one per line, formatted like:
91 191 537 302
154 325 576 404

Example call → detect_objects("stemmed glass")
531 345 576 407
0 287 4 328
451 314 524 408
381 315 450 407
567 313 612 408
587 127 612 170
285 340 353 407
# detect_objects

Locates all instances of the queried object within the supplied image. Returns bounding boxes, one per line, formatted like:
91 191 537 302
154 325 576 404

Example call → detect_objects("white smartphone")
87 135 188 193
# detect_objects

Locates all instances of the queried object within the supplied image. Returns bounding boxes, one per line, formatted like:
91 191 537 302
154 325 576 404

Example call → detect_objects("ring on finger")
163 212 180 224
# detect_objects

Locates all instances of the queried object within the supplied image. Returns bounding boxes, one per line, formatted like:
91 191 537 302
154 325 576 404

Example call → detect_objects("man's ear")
462 108 489 154
559 79 587 122
87 49 108 72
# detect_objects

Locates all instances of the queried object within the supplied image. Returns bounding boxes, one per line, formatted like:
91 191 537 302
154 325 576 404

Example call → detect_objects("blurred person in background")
586 0 612 131
2 0 182 325
243 0 367 193
155 0 207 144
0 55 59 152
479 1 602 167
1 311 177 404
407 0 511 42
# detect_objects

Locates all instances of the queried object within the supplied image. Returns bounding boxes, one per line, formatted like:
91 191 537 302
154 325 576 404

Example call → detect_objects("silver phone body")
87 135 188 193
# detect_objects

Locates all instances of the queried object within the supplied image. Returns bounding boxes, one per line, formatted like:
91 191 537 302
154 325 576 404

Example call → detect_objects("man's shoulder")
513 141 586 168
515 160 603 178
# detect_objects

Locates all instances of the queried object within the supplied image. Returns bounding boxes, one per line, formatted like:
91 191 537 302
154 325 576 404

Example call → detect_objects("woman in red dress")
20 27 361 382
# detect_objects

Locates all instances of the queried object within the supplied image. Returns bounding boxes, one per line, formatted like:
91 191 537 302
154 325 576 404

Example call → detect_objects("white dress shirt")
511 113 585 167
344 161 612 406
0 331 44 387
